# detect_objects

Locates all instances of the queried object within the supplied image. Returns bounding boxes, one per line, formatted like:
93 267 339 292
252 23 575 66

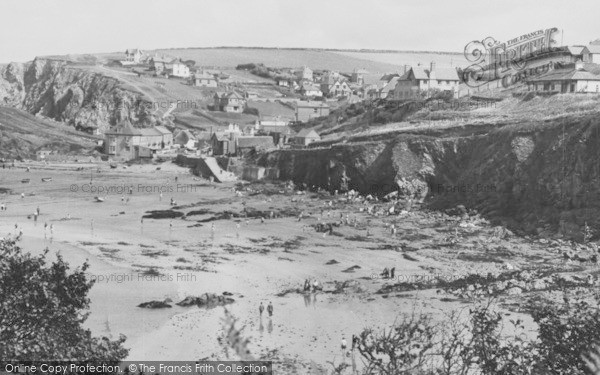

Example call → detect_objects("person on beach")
267 302 273 317
303 279 311 292
159 192 163 201
381 268 389 279
390 267 396 279
259 302 264 316
312 279 321 292
36 206 40 215
341 336 348 353
352 335 359 351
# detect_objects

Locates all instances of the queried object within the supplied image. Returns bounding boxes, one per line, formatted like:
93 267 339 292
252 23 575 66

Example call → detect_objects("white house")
172 60 191 78
299 82 323 97
296 66 313 82
124 49 143 64
192 70 218 87
393 62 460 99
527 63 600 93
587 44 600 64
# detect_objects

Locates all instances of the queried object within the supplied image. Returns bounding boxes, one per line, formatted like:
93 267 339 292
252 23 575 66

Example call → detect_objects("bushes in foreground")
0 238 128 361
347 296 600 375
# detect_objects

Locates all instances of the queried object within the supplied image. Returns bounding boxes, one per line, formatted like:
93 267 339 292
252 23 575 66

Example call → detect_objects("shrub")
0 238 128 361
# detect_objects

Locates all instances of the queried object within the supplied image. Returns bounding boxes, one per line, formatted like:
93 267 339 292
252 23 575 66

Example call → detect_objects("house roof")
139 128 162 136
527 68 600 82
381 77 399 93
211 132 230 142
296 129 320 138
588 44 600 54
568 46 587 56
236 136 274 148
296 101 329 109
380 73 400 82
402 66 460 82
194 71 216 80
215 91 244 100
154 126 171 135
105 120 142 136
175 130 195 139
260 125 296 135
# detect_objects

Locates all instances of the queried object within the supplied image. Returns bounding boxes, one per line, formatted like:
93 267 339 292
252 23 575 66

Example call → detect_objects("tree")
0 238 128 361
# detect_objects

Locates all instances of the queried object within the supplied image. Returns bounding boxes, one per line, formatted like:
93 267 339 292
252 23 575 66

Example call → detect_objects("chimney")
430 61 436 72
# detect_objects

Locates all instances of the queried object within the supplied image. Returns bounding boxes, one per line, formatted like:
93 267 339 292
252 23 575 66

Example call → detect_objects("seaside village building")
351 68 368 85
292 128 321 147
210 124 273 156
392 62 460 99
122 49 144 65
296 66 314 82
192 70 218 87
104 120 173 160
295 101 330 122
213 92 246 113
171 59 191 78
174 129 197 149
526 61 600 93
255 117 296 146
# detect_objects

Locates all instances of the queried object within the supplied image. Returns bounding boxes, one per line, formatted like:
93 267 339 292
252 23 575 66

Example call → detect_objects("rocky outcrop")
176 293 235 308
259 116 600 240
0 58 160 133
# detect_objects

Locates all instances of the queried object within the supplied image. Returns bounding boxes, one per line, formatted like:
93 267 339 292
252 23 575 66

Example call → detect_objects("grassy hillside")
0 107 100 159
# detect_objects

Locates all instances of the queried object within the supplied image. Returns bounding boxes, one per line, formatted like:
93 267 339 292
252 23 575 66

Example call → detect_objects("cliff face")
260 116 600 240
0 59 157 132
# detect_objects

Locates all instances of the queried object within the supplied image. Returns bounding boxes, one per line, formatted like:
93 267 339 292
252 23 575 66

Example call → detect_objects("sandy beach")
0 160 546 372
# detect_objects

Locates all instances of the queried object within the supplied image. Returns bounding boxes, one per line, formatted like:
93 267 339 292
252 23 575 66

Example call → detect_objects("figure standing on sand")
312 279 321 292
259 302 264 316
390 267 395 279
267 302 273 317
381 268 389 279
341 336 348 354
352 334 360 351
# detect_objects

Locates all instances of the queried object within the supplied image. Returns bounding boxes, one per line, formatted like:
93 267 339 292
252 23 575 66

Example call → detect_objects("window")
313 108 318 114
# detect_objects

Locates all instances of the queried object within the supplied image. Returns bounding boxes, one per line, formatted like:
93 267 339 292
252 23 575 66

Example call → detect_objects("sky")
1 0 600 63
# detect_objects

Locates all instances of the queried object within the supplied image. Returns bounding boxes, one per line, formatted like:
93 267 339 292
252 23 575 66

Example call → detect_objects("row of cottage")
103 119 321 160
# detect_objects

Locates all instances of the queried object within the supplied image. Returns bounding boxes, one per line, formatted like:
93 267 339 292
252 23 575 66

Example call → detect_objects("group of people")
259 301 274 317
381 267 396 279
303 278 322 292
340 334 361 355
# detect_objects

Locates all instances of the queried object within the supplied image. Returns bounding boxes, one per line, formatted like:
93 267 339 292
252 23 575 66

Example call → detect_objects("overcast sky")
2 0 600 63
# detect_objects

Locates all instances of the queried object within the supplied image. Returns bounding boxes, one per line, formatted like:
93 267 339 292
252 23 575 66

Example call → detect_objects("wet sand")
0 161 542 372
